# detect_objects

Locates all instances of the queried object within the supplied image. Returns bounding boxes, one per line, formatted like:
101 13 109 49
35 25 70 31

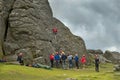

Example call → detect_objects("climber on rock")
52 27 58 40
52 27 58 35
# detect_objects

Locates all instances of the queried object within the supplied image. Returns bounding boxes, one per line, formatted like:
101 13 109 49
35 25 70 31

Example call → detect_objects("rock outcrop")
87 49 111 63
0 0 15 58
87 49 103 55
114 64 120 71
103 50 120 64
88 53 110 63
0 0 87 65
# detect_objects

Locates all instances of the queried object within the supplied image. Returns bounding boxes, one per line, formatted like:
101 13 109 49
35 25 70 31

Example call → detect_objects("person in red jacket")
52 27 58 39
49 53 54 67
52 27 58 35
80 55 86 69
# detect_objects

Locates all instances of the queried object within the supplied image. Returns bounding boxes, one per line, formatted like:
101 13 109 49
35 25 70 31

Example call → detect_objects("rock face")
0 16 5 58
103 51 120 64
0 0 87 65
87 49 103 55
0 0 15 58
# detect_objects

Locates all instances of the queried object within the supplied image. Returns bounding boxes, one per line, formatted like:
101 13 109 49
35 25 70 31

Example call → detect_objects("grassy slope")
0 63 119 80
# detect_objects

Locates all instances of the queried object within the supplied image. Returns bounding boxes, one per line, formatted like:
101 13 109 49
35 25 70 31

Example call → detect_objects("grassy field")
0 63 120 80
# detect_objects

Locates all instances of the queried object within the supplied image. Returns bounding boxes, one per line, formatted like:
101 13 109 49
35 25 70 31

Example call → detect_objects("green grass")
0 63 119 80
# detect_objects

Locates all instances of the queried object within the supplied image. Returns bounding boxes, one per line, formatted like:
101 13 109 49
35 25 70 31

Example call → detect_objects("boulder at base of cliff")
103 50 120 64
114 64 120 71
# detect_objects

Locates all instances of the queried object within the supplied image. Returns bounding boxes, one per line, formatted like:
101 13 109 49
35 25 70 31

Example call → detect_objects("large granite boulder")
103 50 120 64
0 0 87 65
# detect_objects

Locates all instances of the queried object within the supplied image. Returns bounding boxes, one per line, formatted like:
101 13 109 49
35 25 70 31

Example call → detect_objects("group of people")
49 50 87 70
16 50 99 72
49 50 100 72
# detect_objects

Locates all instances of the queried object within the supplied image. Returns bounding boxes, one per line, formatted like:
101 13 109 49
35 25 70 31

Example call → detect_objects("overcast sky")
48 0 120 52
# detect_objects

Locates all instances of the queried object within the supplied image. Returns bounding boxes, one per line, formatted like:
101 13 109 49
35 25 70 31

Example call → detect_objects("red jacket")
81 56 86 64
50 54 54 60
52 28 58 33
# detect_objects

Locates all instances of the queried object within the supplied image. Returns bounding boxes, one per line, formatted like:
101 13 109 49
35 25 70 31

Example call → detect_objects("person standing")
54 52 60 68
17 53 24 65
61 52 67 69
68 54 73 69
49 53 54 67
95 54 100 72
80 55 86 69
74 54 79 69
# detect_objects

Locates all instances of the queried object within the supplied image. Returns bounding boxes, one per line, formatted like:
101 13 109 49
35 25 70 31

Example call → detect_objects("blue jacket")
54 54 60 60
74 56 79 62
